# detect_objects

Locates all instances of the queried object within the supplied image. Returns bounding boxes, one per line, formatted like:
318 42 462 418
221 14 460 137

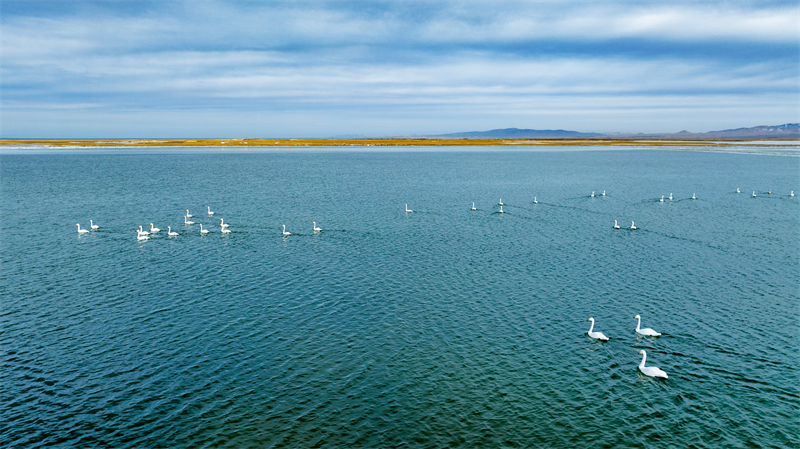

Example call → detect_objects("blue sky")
2 1 798 138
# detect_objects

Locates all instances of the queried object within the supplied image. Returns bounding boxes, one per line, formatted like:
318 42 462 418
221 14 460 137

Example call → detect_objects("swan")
313 222 322 232
499 205 504 214
613 220 620 229
736 188 740 193
499 199 503 206
792 191 795 197
137 230 149 241
221 227 231 234
752 191 756 197
150 223 161 233
282 225 291 237
534 197 538 204
660 195 664 202
185 210 192 218
602 190 606 196
208 206 214 215
76 223 89 234
638 350 668 379
768 189 771 194
587 318 609 341
669 193 673 201
692 193 696 200
219 218 229 228
200 224 209 234
90 220 99 230
630 221 637 230
138 225 150 236
167 226 179 236
591 191 595 197
184 216 194 225
405 204 413 213
472 202 476 211
634 315 661 336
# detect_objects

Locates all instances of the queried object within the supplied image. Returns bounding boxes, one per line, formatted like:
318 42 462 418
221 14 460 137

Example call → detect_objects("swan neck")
639 352 647 368
588 320 594 333
636 316 641 331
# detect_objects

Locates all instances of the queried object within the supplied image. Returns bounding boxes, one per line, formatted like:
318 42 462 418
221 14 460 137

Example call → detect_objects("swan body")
208 206 214 215
137 230 149 241
660 195 664 202
692 193 696 200
219 218 229 228
184 216 194 225
185 210 192 218
630 221 637 230
613 220 620 229
138 225 150 236
200 224 209 234
587 318 609 341
634 315 661 336
313 222 322 232
499 205 504 213
736 188 740 193
638 350 668 379
282 225 291 237
167 226 178 236
534 197 538 204
472 202 476 211
90 220 99 230
405 204 413 213
76 223 89 234
221 227 231 234
150 223 160 233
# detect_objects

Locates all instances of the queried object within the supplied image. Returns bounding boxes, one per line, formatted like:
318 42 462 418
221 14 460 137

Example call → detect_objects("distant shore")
2 138 799 148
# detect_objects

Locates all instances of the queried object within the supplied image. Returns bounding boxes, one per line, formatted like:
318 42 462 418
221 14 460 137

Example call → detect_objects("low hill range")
433 123 799 140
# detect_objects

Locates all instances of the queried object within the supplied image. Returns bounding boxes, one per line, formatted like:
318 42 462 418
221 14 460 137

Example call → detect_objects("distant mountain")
614 123 800 140
435 128 602 138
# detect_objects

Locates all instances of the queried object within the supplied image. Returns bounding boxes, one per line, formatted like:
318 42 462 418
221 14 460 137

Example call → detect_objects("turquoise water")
1 148 798 448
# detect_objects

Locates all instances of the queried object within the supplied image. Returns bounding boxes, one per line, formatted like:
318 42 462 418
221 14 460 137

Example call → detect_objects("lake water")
1 147 798 448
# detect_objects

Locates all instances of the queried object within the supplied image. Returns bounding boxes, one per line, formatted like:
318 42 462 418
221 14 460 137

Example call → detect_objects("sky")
1 1 798 138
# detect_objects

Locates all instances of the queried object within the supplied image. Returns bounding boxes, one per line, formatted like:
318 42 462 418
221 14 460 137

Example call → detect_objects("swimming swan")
208 206 214 215
587 318 609 341
630 221 637 230
499 205 504 214
90 220 99 230
660 195 664 202
219 218 229 228
184 216 194 225
200 224 209 234
313 222 322 232
137 230 149 241
472 202 476 211
167 226 178 236
752 191 756 198
534 197 538 204
138 225 150 236
76 223 89 234
669 193 673 201
405 204 413 213
613 220 620 229
591 191 595 198
602 190 606 196
499 199 503 206
282 225 291 237
791 191 795 197
185 210 192 218
221 227 231 234
638 350 668 379
150 223 160 233
736 188 740 193
692 193 696 200
634 315 661 336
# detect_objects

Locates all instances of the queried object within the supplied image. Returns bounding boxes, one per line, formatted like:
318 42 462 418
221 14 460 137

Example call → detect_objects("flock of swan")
587 315 668 379
76 188 794 240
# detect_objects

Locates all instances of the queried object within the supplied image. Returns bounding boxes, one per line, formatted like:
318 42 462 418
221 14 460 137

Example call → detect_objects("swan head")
639 350 646 355
634 315 640 319
588 317 594 322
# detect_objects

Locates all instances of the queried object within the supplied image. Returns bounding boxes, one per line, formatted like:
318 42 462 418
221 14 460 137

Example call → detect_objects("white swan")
313 222 322 232
150 223 161 233
405 204 413 213
634 315 661 336
282 225 291 237
630 221 637 230
219 218 229 228
791 191 795 197
221 227 231 234
138 225 150 235
167 226 178 236
752 191 756 197
587 318 609 341
184 216 194 225
472 202 476 211
185 209 192 218
602 190 606 196
669 193 673 201
692 193 696 200
768 189 771 194
90 220 99 230
613 220 620 229
660 195 664 202
499 198 503 206
736 187 740 193
534 197 538 204
76 223 89 234
499 205 504 213
638 350 668 379
591 191 595 198
137 230 149 241
208 206 214 215
200 224 209 234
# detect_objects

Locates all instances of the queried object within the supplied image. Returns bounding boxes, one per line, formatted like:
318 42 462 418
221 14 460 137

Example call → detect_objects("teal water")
1 148 798 448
